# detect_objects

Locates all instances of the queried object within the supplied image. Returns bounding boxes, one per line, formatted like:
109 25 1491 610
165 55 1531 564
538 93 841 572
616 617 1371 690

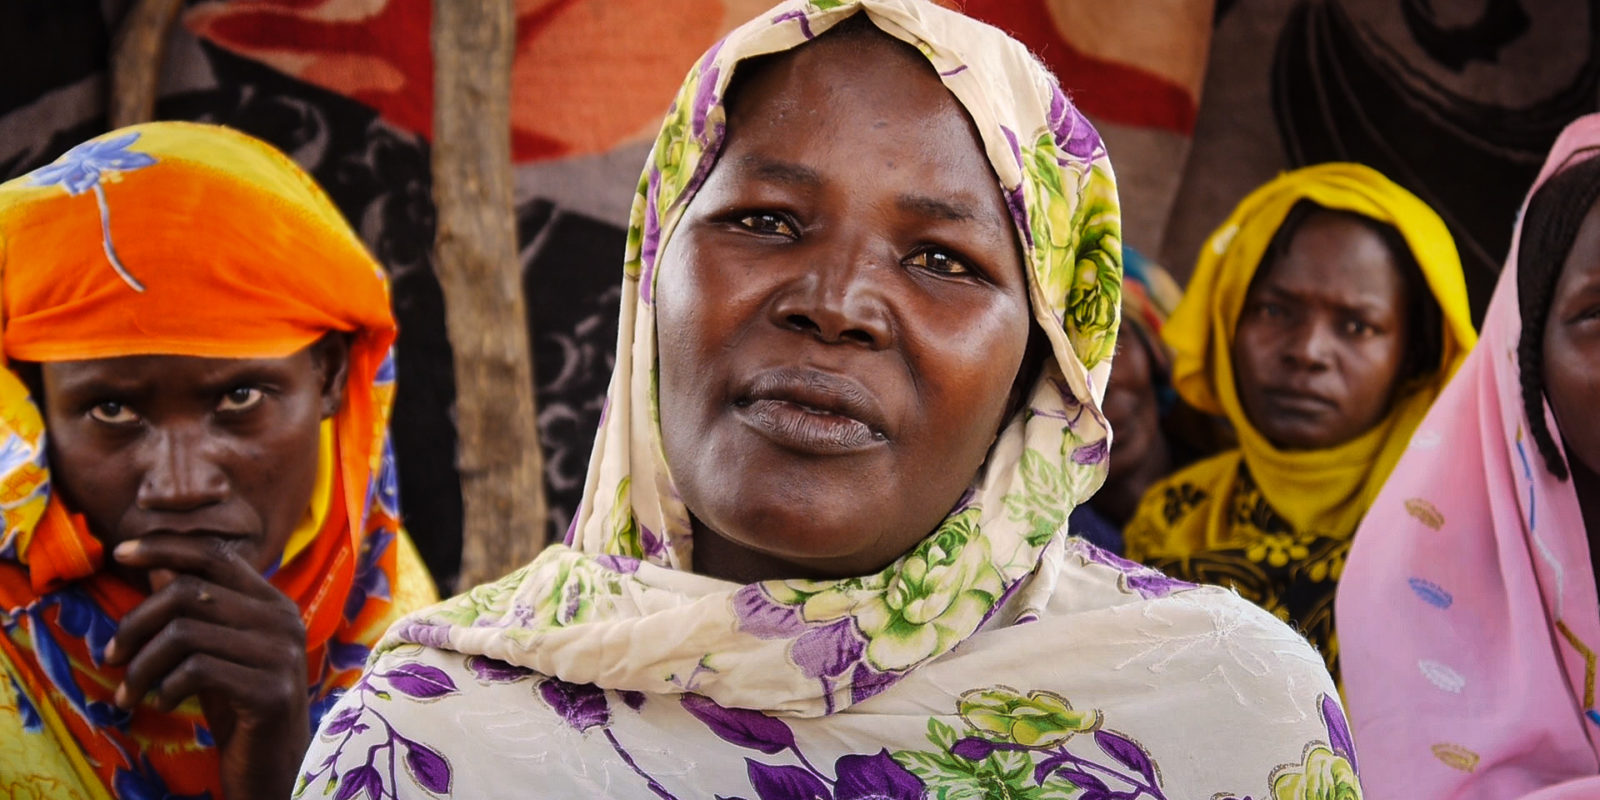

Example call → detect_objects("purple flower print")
28 131 156 196
770 9 816 39
745 750 924 800
681 694 797 755
1071 438 1109 465
791 619 865 679
639 168 663 304
596 553 643 574
1047 89 1105 162
999 126 1033 247
465 655 534 683
303 671 456 799
27 131 157 292
394 619 453 649
384 663 458 700
640 522 667 560
732 584 806 637
831 751 924 799
692 64 722 141
540 678 611 733
1322 693 1358 775
1077 541 1193 599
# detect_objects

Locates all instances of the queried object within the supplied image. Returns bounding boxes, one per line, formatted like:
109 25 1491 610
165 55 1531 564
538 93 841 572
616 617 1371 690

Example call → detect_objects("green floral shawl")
385 0 1124 717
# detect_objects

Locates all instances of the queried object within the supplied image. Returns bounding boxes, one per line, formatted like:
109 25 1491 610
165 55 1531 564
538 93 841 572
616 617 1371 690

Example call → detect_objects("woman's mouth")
1261 387 1338 417
734 368 888 455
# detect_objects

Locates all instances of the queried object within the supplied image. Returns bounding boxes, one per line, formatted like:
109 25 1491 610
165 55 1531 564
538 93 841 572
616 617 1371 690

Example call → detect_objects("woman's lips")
1261 388 1338 417
738 397 884 454
734 368 888 455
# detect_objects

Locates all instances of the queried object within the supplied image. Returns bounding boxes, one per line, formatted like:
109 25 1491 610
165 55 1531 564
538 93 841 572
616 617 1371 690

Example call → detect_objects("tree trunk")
109 0 184 128
432 0 548 588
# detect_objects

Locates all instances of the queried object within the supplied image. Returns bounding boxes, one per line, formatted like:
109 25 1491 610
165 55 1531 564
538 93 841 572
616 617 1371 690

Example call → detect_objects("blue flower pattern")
27 131 158 292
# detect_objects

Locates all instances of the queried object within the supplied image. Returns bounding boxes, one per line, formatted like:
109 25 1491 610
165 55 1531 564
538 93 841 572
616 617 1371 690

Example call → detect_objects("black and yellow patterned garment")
1122 164 1479 684
1127 460 1350 677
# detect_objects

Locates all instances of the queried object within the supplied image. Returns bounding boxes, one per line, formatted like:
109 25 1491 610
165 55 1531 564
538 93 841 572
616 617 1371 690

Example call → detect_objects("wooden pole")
432 0 548 587
109 0 184 128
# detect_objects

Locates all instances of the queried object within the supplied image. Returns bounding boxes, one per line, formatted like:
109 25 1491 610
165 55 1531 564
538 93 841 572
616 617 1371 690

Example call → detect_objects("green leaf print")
1020 132 1121 370
607 477 641 556
1003 449 1070 546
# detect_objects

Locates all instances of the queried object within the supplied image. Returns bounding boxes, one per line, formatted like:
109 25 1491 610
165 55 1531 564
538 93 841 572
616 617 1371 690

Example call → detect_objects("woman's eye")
907 249 971 276
89 402 139 425
1258 303 1284 318
1343 319 1375 336
736 213 796 237
218 387 265 413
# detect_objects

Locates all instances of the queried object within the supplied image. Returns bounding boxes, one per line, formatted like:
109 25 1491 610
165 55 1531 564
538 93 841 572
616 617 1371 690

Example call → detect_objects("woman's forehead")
716 34 1010 218
40 351 312 393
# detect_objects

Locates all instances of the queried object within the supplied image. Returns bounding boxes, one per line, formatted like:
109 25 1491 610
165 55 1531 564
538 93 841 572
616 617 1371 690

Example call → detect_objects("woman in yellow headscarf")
1124 163 1475 680
0 122 436 799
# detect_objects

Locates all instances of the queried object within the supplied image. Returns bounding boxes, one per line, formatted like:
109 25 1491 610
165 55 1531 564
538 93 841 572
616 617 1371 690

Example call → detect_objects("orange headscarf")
0 122 414 797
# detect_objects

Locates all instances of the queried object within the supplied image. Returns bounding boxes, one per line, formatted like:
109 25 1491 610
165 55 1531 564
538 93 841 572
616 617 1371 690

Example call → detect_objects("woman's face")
1103 326 1161 483
1231 211 1414 450
1543 197 1600 477
654 31 1032 579
39 338 347 582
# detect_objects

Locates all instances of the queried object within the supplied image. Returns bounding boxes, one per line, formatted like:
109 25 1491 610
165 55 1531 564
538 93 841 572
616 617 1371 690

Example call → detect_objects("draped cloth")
1338 115 1600 799
299 3 1357 798
0 122 435 799
1124 163 1476 678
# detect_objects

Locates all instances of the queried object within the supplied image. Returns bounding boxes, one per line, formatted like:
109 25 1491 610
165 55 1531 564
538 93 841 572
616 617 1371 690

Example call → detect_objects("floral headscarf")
301 4 1354 798
0 122 432 798
383 0 1121 716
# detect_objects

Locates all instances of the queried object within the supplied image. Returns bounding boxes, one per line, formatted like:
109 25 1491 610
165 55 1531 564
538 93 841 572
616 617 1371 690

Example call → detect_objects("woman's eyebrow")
897 193 978 223
737 155 821 188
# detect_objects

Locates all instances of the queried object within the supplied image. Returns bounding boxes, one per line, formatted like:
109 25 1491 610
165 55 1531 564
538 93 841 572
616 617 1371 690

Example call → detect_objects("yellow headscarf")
1124 163 1475 675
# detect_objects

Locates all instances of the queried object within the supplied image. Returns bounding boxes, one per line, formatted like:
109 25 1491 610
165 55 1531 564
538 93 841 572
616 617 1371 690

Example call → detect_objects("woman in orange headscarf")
0 122 435 800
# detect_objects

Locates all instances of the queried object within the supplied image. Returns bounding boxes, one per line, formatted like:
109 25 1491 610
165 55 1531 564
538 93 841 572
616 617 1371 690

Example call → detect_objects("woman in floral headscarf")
299 3 1356 798
1123 164 1476 681
0 122 436 800
1339 115 1600 798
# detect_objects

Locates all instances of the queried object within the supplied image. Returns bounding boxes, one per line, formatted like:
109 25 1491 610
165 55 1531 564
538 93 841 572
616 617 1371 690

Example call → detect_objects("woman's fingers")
116 617 299 710
146 652 300 716
104 533 305 710
104 575 260 665
111 532 283 602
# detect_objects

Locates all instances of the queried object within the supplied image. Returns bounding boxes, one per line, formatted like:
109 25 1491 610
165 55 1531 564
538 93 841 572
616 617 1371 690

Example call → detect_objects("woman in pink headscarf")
1338 113 1600 798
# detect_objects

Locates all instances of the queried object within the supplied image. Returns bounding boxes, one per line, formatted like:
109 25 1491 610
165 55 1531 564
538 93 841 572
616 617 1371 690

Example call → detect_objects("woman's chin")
695 512 905 580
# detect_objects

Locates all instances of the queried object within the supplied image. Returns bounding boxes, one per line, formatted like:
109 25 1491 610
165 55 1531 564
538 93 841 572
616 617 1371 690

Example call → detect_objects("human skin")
1543 197 1600 539
36 335 348 800
1095 327 1171 525
1231 211 1414 451
653 30 1033 583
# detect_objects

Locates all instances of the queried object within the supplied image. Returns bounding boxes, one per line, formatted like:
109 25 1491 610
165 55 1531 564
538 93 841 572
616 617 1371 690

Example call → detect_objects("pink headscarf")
1338 114 1600 799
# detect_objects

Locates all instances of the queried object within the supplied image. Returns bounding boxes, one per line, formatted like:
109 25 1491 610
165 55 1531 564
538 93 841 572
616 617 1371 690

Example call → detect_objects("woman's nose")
135 426 229 512
768 250 893 349
1280 320 1334 371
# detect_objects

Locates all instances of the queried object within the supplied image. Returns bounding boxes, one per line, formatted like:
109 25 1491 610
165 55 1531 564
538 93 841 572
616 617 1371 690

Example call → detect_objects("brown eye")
907 249 970 275
89 402 139 425
1343 319 1375 337
737 213 796 237
218 387 265 413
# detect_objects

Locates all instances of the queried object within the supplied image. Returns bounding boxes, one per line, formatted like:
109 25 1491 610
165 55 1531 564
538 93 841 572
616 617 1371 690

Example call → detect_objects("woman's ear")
311 333 353 419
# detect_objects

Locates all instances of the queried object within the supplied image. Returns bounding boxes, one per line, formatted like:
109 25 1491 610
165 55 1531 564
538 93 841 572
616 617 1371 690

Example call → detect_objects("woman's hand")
105 534 309 800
